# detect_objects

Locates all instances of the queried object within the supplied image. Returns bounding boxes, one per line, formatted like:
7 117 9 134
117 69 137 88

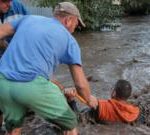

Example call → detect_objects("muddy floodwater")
56 15 150 99
1 16 150 135
54 15 150 135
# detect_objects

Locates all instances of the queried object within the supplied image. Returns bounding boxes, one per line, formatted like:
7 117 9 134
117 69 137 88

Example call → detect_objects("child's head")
113 79 132 100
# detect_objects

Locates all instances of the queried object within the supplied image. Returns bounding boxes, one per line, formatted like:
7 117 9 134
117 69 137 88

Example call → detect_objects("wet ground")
1 15 150 134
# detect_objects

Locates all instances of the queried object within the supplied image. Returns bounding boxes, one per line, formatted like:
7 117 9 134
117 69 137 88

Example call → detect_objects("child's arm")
51 78 98 108
65 88 98 109
51 79 65 91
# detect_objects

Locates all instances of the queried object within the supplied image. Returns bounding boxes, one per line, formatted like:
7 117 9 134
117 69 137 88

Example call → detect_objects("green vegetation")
31 0 122 30
31 0 150 30
122 0 150 15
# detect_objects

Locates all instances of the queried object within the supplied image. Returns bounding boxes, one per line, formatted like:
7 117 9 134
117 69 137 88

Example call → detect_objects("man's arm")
69 65 90 101
0 23 15 39
69 64 98 108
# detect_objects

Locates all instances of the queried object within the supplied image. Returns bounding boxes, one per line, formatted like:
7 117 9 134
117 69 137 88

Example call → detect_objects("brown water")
53 15 150 135
1 16 150 135
53 16 150 135
56 15 150 99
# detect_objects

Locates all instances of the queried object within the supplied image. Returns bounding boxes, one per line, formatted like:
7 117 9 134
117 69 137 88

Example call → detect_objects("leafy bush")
121 0 150 15
32 0 123 30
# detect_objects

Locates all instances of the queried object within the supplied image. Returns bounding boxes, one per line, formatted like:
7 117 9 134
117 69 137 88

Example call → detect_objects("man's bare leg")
63 128 78 135
5 128 22 135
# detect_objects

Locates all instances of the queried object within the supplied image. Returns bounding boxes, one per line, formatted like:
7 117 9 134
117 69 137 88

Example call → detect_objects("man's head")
53 2 85 33
112 80 132 100
0 0 12 13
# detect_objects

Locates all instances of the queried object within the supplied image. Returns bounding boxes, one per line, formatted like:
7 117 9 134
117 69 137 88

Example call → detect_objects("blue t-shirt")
0 15 82 81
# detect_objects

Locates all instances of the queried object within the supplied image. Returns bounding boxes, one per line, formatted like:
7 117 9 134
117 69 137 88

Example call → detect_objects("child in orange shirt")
66 79 140 124
97 79 140 123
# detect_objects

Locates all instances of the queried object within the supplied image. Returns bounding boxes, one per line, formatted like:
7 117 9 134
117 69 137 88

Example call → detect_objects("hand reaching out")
87 95 98 109
64 87 77 100
64 87 98 109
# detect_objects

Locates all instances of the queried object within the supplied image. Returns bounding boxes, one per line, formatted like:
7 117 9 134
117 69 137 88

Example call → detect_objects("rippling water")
56 15 150 98
18 15 150 135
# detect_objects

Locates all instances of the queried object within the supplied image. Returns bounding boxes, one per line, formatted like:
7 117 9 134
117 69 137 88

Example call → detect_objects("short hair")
114 80 132 100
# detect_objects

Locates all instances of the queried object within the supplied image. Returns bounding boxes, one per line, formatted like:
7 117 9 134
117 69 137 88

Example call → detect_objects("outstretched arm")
51 78 65 91
69 64 98 108
69 65 90 101
0 23 15 39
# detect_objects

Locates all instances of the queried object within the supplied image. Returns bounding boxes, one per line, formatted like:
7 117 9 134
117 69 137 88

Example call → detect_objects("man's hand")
87 95 98 109
64 87 98 109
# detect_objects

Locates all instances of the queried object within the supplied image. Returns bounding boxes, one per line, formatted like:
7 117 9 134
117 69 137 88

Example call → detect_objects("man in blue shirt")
0 0 28 57
0 2 97 135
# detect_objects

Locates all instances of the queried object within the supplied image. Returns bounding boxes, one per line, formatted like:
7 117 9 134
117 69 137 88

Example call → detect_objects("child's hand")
64 87 77 99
